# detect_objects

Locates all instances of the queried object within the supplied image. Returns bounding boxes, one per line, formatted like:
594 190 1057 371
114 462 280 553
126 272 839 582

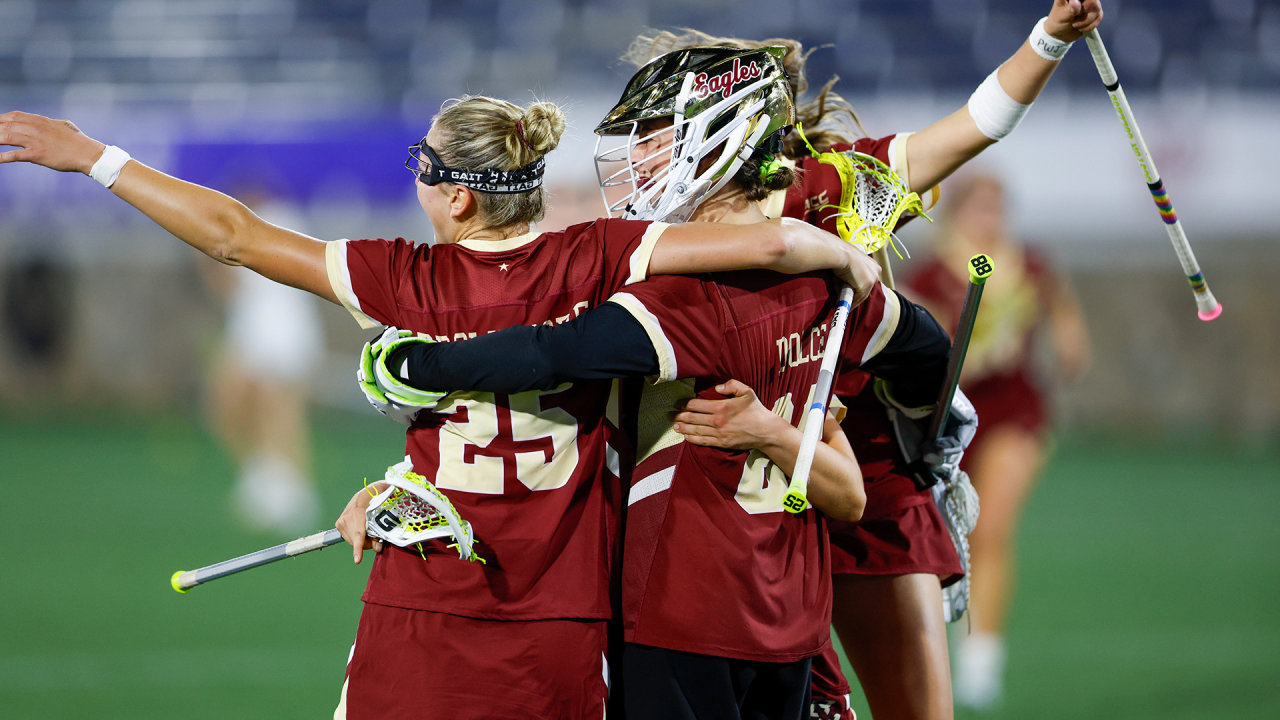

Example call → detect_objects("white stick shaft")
790 285 856 494
1084 30 1220 320
173 528 344 591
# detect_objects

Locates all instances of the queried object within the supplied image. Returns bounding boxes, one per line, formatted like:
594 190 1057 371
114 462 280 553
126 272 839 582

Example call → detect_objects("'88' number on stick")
968 254 994 284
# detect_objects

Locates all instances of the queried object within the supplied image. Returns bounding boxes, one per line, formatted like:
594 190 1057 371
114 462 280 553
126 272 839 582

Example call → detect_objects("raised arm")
671 380 865 522
653 217 882 299
0 111 335 302
903 0 1103 194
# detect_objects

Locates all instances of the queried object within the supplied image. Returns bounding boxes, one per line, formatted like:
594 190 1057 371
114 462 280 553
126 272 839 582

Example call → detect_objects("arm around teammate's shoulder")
651 218 881 296
395 301 660 395
0 111 335 302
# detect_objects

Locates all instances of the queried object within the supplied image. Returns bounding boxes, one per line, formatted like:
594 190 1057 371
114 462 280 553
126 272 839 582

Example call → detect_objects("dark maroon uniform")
610 274 903 661
768 135 963 704
326 219 669 719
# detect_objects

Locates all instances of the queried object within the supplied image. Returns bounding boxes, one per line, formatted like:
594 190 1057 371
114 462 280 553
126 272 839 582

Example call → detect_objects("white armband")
966 70 1030 141
1029 16 1073 61
89 145 131 188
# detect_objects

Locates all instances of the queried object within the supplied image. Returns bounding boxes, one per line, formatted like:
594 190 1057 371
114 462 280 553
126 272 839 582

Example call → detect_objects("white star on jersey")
499 263 510 272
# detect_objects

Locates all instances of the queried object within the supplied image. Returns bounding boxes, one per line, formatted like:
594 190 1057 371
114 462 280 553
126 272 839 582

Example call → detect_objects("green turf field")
1 410 1277 719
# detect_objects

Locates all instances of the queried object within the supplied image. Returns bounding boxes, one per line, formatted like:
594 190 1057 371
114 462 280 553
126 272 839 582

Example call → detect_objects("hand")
336 482 389 564
357 326 446 425
0 111 107 174
672 379 790 451
1045 0 1103 42
835 247 882 306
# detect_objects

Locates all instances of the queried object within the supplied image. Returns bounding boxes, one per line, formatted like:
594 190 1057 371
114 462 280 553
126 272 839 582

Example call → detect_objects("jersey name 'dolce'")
775 135 941 518
327 218 668 621
609 272 902 661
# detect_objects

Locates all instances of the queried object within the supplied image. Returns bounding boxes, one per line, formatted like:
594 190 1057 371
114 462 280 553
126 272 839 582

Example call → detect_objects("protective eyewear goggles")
405 139 545 194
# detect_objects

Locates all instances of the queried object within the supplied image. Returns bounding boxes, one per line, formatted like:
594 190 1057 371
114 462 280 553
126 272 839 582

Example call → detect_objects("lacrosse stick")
926 255 992 624
924 254 992 459
1083 30 1221 321
172 457 478 593
782 143 929 514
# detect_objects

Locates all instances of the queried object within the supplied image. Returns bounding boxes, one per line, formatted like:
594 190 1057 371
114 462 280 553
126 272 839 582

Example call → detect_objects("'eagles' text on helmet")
594 46 796 223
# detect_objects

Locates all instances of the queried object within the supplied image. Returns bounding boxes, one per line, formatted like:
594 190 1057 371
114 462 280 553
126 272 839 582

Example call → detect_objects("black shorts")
622 642 812 720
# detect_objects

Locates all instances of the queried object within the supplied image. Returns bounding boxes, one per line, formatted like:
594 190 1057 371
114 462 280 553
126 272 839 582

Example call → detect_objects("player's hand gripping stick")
172 457 479 593
782 284 856 514
1083 30 1221 321
908 254 994 490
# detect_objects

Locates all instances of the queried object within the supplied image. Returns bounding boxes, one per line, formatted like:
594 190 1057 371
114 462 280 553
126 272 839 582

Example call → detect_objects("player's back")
327 218 667 621
610 270 901 660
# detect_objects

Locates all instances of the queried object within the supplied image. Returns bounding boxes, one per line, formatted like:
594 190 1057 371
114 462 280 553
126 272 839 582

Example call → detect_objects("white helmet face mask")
594 47 796 223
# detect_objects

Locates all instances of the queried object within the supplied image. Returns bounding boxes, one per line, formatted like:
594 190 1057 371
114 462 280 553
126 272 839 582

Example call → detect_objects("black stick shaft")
926 255 992 444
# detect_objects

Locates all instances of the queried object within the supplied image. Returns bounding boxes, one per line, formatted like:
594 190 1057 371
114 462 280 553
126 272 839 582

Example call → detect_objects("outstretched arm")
671 380 865 522
904 0 1103 193
0 111 336 302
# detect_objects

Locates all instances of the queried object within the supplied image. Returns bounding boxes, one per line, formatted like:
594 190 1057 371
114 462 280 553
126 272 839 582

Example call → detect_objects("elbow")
849 486 866 522
827 474 866 523
763 218 800 267
210 202 257 265
836 486 866 523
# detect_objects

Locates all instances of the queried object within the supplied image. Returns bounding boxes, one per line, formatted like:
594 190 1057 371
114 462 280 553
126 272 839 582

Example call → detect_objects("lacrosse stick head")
366 456 478 561
812 149 929 256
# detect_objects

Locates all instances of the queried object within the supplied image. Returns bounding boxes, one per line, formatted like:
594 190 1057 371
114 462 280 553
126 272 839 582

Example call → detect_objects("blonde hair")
431 95 567 228
622 29 868 158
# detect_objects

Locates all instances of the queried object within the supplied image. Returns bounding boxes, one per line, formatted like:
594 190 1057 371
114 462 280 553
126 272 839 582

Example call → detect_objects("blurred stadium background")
0 0 1276 718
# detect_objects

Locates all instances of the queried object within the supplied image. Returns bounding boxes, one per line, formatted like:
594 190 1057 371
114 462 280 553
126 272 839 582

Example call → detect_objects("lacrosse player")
617 2 1103 718
360 46 957 719
904 173 1091 710
0 97 872 720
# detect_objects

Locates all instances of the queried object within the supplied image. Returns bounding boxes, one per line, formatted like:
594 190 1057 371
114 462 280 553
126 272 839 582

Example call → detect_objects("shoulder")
568 217 653 238
336 236 430 272
850 134 897 161
614 273 716 305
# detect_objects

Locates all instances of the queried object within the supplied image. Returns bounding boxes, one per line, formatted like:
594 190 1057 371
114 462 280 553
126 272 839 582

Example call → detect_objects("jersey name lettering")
424 301 590 342
775 322 829 374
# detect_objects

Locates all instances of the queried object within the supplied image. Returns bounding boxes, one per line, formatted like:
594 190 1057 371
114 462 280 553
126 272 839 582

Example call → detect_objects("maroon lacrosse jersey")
327 219 669 621
609 273 903 661
771 135 939 519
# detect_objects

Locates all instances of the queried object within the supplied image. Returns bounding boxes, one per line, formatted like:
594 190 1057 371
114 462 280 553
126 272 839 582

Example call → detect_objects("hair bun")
517 102 567 157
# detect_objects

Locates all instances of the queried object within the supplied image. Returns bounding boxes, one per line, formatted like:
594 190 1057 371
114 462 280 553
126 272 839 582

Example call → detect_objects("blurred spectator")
201 188 325 536
903 173 1092 711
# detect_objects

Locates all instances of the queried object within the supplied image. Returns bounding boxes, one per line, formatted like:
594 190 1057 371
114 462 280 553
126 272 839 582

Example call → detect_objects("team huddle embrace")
0 2 1104 718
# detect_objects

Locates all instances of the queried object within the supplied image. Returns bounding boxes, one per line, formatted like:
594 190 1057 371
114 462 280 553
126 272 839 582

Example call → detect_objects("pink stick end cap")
1198 303 1223 322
